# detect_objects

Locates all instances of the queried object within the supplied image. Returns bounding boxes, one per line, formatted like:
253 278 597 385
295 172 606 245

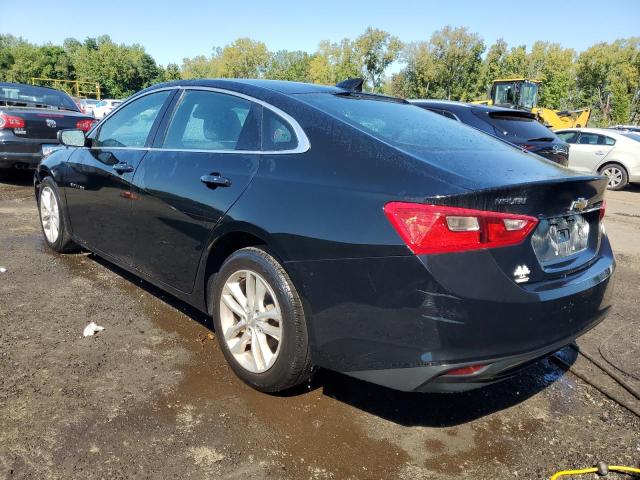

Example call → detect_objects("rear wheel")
211 247 313 392
38 177 79 253
599 163 628 191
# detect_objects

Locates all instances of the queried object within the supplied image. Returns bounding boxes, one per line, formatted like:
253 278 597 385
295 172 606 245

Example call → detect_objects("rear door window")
576 133 616 146
162 90 261 151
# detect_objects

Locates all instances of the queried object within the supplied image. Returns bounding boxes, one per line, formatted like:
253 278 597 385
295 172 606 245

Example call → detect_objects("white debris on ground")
0 266 7 273
83 322 105 337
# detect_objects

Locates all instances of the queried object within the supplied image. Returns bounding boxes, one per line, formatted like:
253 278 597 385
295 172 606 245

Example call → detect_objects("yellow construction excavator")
474 78 591 130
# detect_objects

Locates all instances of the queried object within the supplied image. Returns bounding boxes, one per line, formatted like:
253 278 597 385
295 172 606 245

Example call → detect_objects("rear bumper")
0 137 55 169
288 237 615 392
346 320 603 392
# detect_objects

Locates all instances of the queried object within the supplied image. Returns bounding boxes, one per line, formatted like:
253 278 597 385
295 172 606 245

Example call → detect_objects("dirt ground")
1 170 638 480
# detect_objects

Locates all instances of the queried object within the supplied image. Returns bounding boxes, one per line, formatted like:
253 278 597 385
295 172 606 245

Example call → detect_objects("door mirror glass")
57 129 86 147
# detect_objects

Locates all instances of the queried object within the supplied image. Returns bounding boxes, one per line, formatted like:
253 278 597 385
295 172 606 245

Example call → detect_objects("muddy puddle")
49 247 594 479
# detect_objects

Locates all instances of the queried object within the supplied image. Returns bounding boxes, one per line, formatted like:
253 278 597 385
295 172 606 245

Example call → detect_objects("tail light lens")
76 119 96 132
444 364 486 376
384 202 538 255
599 200 606 220
0 112 26 129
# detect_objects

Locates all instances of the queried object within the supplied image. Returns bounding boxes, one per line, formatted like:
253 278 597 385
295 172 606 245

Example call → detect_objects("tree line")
1 28 639 125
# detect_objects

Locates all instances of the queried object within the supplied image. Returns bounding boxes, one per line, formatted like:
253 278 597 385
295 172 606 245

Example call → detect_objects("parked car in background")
36 79 613 394
0 82 96 170
78 98 100 117
410 100 569 166
556 127 640 190
92 99 123 119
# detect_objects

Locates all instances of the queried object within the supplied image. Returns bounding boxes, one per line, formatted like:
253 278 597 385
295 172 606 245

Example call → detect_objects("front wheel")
38 177 79 253
210 247 313 392
599 163 628 191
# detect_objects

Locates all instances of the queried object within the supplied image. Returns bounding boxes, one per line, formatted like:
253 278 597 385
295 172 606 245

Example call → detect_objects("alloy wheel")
40 186 60 244
602 166 623 189
219 269 282 373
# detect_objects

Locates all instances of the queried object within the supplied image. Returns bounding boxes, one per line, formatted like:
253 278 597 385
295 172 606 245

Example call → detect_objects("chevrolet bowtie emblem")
570 197 588 212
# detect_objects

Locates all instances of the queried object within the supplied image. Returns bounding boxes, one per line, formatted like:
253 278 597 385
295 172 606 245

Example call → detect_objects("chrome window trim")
88 85 310 155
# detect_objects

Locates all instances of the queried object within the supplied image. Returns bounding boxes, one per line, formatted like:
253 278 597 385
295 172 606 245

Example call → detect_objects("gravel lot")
1 170 639 480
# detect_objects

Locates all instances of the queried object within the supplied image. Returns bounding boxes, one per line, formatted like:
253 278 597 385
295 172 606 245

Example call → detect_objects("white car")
78 98 99 117
93 99 123 120
556 127 640 190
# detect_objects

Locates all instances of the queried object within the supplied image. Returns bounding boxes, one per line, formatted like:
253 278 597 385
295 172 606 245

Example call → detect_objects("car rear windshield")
299 93 513 152
0 83 79 111
622 132 640 143
478 112 555 141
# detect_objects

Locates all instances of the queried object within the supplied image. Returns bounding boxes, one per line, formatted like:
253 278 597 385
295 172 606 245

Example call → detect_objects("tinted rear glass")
478 112 554 141
622 133 640 142
300 94 513 152
0 83 79 111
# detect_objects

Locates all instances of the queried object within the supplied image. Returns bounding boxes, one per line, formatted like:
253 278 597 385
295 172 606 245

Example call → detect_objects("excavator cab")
490 79 540 111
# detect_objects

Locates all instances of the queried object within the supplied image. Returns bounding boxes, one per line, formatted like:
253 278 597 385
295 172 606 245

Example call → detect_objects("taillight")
444 364 486 376
0 112 26 129
384 202 538 255
599 200 606 220
76 119 96 132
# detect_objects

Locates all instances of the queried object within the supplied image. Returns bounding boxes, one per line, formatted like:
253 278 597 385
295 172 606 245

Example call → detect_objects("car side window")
576 133 601 145
262 108 297 151
557 131 578 144
602 136 616 146
162 90 261 151
93 91 171 148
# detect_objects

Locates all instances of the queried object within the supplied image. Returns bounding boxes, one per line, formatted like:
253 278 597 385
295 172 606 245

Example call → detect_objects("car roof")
408 99 531 115
145 79 343 96
0 81 70 94
556 127 621 136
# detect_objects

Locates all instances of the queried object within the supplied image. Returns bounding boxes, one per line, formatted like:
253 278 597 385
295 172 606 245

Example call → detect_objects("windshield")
479 112 555 141
622 132 640 143
0 83 79 111
299 93 515 152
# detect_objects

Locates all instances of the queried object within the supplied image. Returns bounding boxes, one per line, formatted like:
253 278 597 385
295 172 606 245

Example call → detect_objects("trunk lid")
2 107 91 140
427 176 608 283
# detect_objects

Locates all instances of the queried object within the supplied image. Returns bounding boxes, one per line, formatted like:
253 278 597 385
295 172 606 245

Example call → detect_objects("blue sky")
3 0 639 67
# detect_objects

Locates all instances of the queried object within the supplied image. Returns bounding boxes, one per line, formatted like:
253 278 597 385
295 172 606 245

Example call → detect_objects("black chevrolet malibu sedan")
34 79 614 393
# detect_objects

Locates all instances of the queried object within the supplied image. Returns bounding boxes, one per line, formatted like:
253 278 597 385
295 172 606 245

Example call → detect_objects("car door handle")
113 162 134 174
594 151 605 155
200 174 231 187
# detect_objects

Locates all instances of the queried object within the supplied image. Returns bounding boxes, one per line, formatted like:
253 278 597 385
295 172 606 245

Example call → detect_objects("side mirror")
57 129 86 147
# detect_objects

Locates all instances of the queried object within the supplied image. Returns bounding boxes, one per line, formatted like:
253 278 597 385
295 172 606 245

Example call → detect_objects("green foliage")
355 27 403 92
309 39 363 85
266 50 312 82
1 29 638 124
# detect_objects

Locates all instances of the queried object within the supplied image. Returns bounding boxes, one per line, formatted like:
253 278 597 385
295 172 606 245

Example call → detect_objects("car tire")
599 163 628 191
38 177 79 253
210 247 313 393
